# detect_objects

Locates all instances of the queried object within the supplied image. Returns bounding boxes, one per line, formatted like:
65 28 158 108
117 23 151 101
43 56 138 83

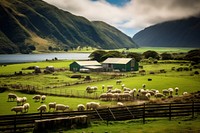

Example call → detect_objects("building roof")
102 58 133 64
84 65 103 69
75 61 101 66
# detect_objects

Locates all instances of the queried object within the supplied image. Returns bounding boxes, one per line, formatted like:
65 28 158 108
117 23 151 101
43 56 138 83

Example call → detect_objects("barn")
69 60 102 72
102 58 138 72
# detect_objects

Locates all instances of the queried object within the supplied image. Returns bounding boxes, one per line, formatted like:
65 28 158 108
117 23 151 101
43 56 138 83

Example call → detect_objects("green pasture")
0 60 73 75
0 91 116 115
65 116 200 133
115 47 195 54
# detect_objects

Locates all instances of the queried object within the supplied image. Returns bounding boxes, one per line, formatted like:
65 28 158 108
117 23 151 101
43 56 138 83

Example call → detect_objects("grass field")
63 116 200 133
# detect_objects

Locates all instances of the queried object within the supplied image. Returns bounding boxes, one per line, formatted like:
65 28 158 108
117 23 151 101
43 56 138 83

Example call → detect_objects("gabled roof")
102 58 133 64
75 61 101 66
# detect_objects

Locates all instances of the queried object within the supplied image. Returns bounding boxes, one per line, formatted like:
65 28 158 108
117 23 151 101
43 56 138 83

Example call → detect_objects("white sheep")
117 102 124 106
23 103 30 112
183 92 188 96
48 102 56 111
145 93 151 99
168 88 174 96
8 93 18 101
77 104 85 111
99 93 108 101
41 95 46 103
33 95 41 102
162 89 169 96
16 97 26 106
86 102 100 110
37 104 47 112
121 84 125 89
175 87 179 95
11 106 24 114
55 104 69 112
155 93 165 98
107 85 113 90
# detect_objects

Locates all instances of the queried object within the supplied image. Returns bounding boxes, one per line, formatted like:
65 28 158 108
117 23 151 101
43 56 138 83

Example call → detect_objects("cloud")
43 0 200 36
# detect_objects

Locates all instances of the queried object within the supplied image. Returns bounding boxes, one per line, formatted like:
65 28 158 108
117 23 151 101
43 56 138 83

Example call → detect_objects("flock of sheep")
98 80 189 101
8 93 101 114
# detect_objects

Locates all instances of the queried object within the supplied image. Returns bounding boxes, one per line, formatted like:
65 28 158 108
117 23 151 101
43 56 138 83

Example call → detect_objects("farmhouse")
102 58 138 72
69 60 103 72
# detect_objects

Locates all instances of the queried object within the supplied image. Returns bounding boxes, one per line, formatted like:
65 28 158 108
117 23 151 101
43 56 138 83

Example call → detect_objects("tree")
89 50 107 62
143 50 160 60
185 49 200 63
160 52 173 60
126 52 142 62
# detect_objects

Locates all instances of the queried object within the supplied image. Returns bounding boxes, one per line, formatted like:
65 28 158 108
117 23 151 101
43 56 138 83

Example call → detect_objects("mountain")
132 17 200 47
0 0 137 54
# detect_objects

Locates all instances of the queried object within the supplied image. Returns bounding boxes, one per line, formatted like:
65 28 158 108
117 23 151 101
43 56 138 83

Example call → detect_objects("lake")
0 53 90 64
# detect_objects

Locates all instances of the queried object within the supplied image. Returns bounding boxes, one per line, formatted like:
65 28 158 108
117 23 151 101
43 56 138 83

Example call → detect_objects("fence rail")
0 102 200 132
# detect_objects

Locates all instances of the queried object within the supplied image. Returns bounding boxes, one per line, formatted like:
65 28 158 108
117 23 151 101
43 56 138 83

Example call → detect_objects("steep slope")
0 0 137 54
132 17 200 47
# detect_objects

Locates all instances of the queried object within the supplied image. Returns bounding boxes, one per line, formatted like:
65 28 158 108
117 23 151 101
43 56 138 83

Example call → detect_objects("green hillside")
0 0 137 54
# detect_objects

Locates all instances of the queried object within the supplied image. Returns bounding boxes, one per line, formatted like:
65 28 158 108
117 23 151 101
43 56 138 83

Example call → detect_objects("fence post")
169 103 171 121
14 114 16 133
192 101 194 119
143 103 145 124
107 107 109 126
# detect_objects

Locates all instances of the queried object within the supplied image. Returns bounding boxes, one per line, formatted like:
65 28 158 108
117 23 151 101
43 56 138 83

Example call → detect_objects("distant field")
117 47 196 54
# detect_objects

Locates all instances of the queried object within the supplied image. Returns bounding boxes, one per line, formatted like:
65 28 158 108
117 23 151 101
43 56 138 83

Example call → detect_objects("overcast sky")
43 0 200 37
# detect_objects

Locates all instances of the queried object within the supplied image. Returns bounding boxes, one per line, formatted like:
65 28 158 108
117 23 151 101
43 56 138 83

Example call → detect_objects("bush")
194 71 199 75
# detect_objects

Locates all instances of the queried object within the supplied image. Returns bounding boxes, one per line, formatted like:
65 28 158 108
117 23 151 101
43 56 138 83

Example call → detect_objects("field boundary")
0 102 200 132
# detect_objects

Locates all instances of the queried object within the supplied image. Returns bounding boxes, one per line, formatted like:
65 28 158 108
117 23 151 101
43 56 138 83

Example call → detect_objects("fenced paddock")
0 102 200 132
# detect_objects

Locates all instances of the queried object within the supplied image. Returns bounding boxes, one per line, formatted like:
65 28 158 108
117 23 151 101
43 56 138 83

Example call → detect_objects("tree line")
89 49 200 63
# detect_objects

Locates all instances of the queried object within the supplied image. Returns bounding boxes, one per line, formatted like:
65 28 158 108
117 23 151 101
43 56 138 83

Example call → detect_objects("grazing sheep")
86 102 100 110
145 93 151 99
168 88 174 96
155 93 165 98
55 104 69 112
99 93 108 101
23 103 30 112
107 85 113 90
183 92 188 96
111 88 121 93
48 102 56 111
86 86 96 93
147 90 155 96
41 95 46 103
117 102 124 106
11 106 24 114
162 89 169 96
77 104 85 111
116 80 122 84
33 95 41 102
8 93 18 101
124 87 131 92
37 104 47 112
16 97 26 106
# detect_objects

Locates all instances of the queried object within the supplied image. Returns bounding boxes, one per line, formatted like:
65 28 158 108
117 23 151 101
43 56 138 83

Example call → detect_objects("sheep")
155 93 165 98
142 84 146 89
99 93 108 101
8 93 18 101
11 106 24 114
121 84 125 89
41 95 46 103
48 102 56 111
23 103 30 112
147 90 155 96
16 97 26 106
111 88 121 93
107 85 113 90
162 89 169 96
175 87 179 95
124 87 131 92
117 102 124 106
183 92 188 96
33 95 41 102
86 86 96 93
168 88 174 96
37 104 47 112
77 104 85 111
86 102 100 110
145 93 151 99
116 80 122 84
55 104 69 112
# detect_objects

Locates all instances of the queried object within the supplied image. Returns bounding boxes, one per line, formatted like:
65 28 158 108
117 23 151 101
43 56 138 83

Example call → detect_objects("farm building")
69 60 103 72
102 58 138 72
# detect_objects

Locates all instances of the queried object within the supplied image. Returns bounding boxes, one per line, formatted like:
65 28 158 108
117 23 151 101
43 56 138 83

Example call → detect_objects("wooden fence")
0 102 200 132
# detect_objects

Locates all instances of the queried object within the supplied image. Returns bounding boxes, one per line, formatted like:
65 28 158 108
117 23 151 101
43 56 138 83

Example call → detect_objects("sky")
43 0 200 37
